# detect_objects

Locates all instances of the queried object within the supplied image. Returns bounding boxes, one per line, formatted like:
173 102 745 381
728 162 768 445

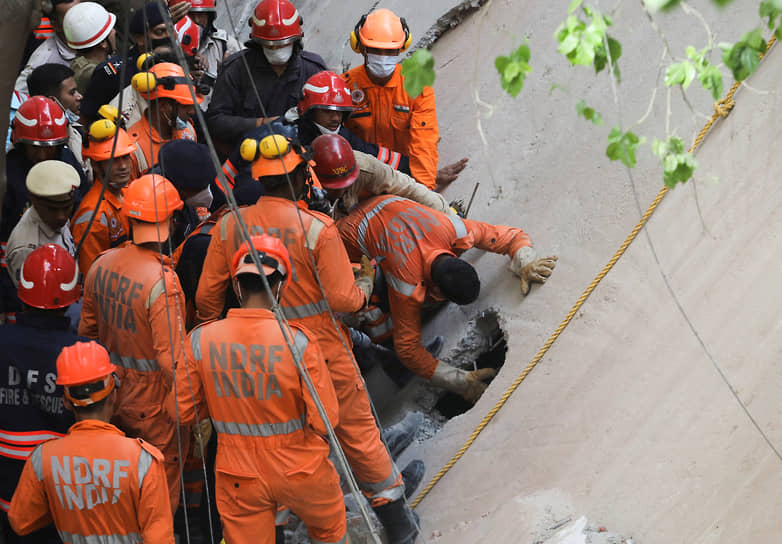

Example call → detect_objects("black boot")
383 411 424 459
372 498 419 544
401 460 425 499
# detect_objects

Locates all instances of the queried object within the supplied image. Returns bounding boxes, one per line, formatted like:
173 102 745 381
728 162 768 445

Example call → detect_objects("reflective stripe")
73 211 96 226
212 416 305 437
0 443 33 461
388 151 401 170
110 353 159 372
57 531 142 544
358 465 402 496
190 327 203 361
357 196 406 256
0 497 9 512
377 146 388 163
291 329 309 358
384 272 417 297
282 299 329 320
30 445 44 480
447 214 468 238
137 449 153 489
275 507 290 525
367 319 393 339
361 307 384 321
305 217 325 250
146 279 165 309
219 214 230 241
0 429 64 444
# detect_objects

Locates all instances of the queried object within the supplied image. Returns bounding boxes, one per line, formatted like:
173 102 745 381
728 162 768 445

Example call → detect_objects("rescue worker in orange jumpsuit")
71 117 137 275
196 134 420 543
78 174 188 514
177 234 346 544
128 62 200 173
8 341 175 543
343 9 468 191
338 195 558 402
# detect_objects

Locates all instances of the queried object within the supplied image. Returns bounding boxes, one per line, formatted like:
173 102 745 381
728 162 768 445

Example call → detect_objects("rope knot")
714 97 735 118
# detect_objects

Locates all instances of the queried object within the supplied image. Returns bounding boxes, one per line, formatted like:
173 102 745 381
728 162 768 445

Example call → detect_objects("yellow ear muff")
89 119 117 142
350 30 361 53
97 104 119 123
136 53 154 72
400 17 412 52
240 138 260 162
131 71 158 94
402 33 412 52
259 134 290 159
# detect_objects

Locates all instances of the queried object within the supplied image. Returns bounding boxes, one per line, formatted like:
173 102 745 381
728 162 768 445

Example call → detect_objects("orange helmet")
83 119 137 161
241 134 306 180
250 0 302 46
17 244 81 309
232 234 291 293
131 62 203 105
350 9 411 52
57 341 118 407
123 174 184 244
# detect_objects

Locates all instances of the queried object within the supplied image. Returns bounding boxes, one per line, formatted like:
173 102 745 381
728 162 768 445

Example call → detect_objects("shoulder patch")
137 438 164 462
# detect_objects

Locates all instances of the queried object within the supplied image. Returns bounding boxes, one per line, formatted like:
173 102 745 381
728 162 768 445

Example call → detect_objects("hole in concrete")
433 309 507 419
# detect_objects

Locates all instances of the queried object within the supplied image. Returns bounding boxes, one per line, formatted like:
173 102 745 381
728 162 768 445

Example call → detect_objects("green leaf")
665 60 696 88
652 138 667 159
643 0 680 11
606 126 641 168
576 99 603 125
556 3 619 77
760 0 782 30
568 0 583 13
721 28 766 81
594 36 622 80
699 64 724 99
401 49 435 98
495 44 532 97
663 153 698 187
667 136 685 154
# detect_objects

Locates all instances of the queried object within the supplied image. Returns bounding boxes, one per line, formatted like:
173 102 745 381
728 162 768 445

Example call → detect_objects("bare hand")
519 255 558 296
436 157 469 189
169 1 191 23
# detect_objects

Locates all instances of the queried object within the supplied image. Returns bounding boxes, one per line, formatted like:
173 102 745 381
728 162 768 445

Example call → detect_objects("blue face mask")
64 109 79 125
175 116 189 130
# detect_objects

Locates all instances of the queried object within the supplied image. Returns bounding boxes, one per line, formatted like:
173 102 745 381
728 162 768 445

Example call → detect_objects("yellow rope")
410 35 776 510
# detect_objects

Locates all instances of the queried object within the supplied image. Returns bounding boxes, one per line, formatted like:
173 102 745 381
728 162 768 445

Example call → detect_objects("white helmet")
63 2 116 50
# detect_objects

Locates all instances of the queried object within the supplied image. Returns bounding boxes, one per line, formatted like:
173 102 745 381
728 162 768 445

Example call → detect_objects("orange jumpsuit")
78 242 188 513
128 113 197 174
196 197 404 505
343 64 439 189
175 309 346 544
338 195 532 379
71 184 129 276
8 419 174 543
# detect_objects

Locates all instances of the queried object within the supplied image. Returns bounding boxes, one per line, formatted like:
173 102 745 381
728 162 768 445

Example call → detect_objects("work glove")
354 255 375 302
519 256 558 296
430 361 496 403
192 418 212 459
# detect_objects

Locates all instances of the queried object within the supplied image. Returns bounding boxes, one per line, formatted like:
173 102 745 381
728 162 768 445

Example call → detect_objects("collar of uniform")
54 33 77 61
128 240 174 265
15 311 71 330
68 419 125 436
226 308 275 319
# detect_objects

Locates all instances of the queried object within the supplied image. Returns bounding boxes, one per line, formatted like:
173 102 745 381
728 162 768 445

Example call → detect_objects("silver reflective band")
448 214 468 238
137 449 153 489
357 465 402 495
367 319 393 338
190 326 203 361
30 445 44 480
57 531 142 544
357 196 405 256
212 416 305 437
384 272 416 297
305 218 325 250
73 211 107 227
110 353 160 372
291 330 309 359
146 279 165 309
282 299 329 319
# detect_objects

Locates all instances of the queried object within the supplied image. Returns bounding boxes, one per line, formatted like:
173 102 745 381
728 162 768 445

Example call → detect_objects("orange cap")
358 9 408 50
123 174 184 244
57 342 117 407
83 120 137 161
132 62 204 105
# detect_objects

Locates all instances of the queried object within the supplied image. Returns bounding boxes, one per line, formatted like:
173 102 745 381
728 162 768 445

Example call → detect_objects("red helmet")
231 234 292 293
250 0 302 46
312 134 360 189
174 15 200 57
57 341 117 407
12 96 68 147
17 244 81 309
123 174 184 244
188 0 216 12
298 71 354 117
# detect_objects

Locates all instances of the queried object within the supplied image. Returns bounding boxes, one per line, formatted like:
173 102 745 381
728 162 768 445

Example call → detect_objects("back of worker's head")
57 341 118 419
231 234 291 305
241 133 309 196
431 255 480 305
123 174 184 245
17 244 81 312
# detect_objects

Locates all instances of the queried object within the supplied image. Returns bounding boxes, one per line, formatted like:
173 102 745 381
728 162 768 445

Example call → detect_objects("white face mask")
366 53 398 79
263 44 293 66
64 109 80 125
314 121 341 135
185 185 213 209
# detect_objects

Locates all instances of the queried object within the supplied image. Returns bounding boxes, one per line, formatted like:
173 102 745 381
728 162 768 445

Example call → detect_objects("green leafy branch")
652 136 698 187
665 46 723 100
576 99 603 124
494 44 532 97
555 0 622 80
720 27 766 82
643 0 734 12
401 49 435 99
606 127 643 168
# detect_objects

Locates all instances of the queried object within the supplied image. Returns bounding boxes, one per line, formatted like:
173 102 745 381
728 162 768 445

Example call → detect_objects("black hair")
236 271 284 296
431 255 481 305
28 64 74 97
259 161 308 191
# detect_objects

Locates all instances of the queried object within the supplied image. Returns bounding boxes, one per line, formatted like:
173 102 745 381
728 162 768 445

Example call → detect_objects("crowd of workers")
0 0 558 543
